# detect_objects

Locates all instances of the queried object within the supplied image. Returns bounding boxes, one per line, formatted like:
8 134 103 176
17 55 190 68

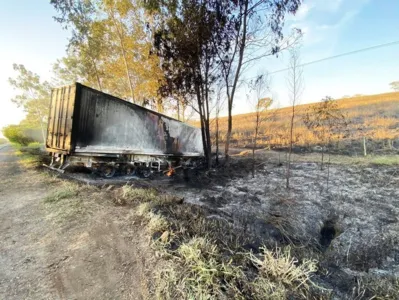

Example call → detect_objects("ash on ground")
170 158 399 295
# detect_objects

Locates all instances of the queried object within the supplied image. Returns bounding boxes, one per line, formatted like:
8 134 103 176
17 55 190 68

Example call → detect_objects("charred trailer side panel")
46 83 203 156
45 83 203 176
73 84 203 156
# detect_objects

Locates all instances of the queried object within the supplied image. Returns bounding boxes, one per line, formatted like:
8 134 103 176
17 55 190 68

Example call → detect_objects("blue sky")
0 0 69 135
1 0 398 134
240 0 399 110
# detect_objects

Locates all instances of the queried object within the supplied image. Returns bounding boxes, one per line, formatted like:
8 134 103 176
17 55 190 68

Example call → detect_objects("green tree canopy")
8 64 51 143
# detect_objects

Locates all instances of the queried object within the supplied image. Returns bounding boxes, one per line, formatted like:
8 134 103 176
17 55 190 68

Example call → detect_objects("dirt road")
0 145 153 299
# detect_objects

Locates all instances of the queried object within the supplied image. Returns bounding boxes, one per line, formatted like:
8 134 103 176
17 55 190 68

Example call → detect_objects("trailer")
45 83 203 177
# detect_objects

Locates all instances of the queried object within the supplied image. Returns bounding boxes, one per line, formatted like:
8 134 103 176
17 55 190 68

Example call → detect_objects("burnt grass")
54 150 399 298
150 154 399 299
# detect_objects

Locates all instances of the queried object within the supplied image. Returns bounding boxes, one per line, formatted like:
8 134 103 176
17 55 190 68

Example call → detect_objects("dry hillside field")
203 92 399 154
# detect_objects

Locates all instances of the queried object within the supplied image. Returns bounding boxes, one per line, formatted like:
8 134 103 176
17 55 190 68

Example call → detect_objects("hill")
208 92 399 154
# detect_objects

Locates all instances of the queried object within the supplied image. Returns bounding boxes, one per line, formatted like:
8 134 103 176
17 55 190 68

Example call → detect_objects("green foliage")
8 64 51 142
2 124 34 146
51 0 164 108
27 142 42 149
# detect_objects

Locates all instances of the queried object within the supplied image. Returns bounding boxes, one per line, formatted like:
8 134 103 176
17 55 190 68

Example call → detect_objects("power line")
253 40 399 77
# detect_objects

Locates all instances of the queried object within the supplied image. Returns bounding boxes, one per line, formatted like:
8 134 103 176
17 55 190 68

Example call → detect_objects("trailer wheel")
124 165 136 176
101 165 116 178
141 169 152 179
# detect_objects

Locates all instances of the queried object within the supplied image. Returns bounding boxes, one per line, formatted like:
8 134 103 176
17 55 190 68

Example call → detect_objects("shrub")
2 124 34 146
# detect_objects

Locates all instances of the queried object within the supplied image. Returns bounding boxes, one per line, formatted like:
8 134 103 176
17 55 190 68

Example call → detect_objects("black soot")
320 219 337 250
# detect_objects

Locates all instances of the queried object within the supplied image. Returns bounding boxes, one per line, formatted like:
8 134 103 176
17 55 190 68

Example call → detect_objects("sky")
0 0 399 137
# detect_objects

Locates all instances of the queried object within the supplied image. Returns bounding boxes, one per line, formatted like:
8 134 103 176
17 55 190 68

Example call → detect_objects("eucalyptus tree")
144 0 233 168
218 0 302 163
51 0 164 108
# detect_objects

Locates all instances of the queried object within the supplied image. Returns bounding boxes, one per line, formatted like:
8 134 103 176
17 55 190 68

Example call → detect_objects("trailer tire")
101 165 116 178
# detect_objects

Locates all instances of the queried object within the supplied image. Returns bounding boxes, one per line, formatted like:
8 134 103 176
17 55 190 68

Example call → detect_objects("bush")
27 142 42 148
2 124 34 146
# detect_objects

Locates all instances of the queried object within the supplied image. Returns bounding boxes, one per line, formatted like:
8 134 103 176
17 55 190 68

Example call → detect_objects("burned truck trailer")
45 83 203 177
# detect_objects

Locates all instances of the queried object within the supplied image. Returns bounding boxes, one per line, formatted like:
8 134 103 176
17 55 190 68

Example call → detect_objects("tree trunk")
89 56 102 91
327 147 331 192
224 0 249 165
109 11 135 102
363 136 367 156
252 113 260 178
286 105 295 189
35 107 46 144
177 98 180 121
215 112 219 165
224 102 233 162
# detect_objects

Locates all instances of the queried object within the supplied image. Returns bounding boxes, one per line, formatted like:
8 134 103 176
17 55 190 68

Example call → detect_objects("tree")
145 0 231 168
286 46 304 189
51 0 164 108
303 96 348 170
389 81 399 91
51 0 105 90
248 75 272 177
8 64 51 143
146 0 302 167
218 0 302 163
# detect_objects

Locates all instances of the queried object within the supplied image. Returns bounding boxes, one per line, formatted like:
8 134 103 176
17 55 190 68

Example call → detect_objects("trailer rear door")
46 84 76 153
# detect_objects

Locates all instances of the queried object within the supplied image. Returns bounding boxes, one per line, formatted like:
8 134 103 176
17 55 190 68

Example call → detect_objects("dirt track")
0 145 153 299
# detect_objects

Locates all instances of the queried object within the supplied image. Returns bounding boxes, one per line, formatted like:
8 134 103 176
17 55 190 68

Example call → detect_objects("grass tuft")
148 213 169 234
248 246 317 296
44 182 79 203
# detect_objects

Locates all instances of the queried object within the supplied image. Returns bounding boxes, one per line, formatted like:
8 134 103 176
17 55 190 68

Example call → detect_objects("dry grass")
147 212 169 234
139 197 322 300
248 246 318 298
43 182 98 224
155 236 245 300
191 92 399 149
14 143 48 169
121 185 159 202
351 277 399 300
44 182 79 203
